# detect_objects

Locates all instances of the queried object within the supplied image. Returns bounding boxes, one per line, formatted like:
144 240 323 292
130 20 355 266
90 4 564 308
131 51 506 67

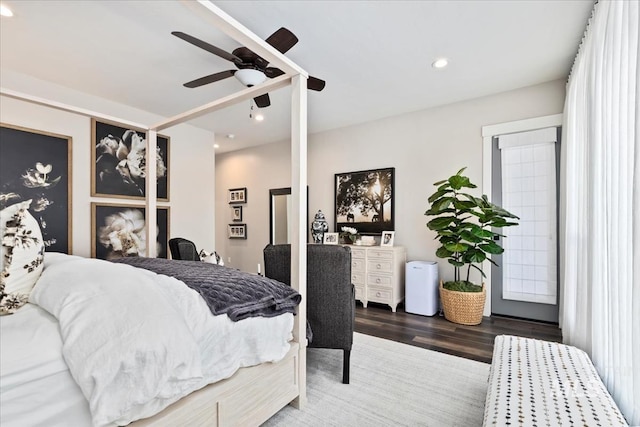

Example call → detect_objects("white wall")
215 80 566 280
1 72 216 257
215 141 291 271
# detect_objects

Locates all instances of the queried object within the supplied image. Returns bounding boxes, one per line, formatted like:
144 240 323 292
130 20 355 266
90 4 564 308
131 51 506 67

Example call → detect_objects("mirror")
269 187 309 245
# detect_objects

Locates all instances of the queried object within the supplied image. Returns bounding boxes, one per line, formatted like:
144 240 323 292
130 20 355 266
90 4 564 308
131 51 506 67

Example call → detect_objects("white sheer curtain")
561 0 639 424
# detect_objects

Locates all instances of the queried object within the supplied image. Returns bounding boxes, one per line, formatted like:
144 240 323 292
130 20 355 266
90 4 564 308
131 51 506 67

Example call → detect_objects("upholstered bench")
483 335 628 426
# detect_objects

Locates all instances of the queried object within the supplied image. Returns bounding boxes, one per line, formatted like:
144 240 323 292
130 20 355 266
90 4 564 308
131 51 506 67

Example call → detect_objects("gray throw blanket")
111 257 301 321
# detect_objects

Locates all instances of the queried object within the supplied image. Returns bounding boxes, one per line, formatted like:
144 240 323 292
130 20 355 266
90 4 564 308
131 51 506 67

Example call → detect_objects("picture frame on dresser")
335 167 394 235
0 123 73 254
91 203 170 260
381 231 395 247
323 232 339 245
91 118 170 201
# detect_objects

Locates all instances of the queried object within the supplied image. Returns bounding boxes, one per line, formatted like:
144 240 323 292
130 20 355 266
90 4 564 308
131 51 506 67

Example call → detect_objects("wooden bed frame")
134 343 301 426
0 1 309 425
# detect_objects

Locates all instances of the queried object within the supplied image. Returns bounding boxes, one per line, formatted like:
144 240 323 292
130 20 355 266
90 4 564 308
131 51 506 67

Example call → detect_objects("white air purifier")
405 261 439 316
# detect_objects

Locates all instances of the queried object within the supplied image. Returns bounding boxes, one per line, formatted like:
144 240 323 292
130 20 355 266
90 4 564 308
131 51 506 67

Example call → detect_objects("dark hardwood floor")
355 302 562 364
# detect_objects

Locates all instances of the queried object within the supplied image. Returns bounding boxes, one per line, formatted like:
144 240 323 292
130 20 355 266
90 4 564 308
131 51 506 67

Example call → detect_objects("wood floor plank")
355 303 562 363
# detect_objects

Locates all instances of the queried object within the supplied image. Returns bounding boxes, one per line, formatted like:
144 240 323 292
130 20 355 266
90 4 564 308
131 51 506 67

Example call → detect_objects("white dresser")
348 245 406 312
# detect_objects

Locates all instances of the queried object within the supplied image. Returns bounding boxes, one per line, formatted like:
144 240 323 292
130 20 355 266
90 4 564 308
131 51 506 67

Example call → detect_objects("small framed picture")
228 223 247 239
380 231 395 247
323 232 339 245
228 187 247 204
231 205 243 222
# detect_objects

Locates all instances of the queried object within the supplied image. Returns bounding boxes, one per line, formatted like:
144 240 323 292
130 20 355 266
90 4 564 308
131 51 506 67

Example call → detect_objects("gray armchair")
263 244 355 384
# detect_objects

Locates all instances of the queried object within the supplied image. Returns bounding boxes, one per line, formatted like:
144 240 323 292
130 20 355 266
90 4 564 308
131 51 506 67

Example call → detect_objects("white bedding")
0 253 294 427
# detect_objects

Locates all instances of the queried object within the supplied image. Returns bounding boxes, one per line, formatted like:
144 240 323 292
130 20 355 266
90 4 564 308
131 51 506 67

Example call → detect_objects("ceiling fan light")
0 4 14 17
432 58 449 69
235 69 267 87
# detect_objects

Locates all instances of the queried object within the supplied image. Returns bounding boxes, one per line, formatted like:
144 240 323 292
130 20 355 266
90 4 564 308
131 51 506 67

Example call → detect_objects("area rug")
263 332 490 426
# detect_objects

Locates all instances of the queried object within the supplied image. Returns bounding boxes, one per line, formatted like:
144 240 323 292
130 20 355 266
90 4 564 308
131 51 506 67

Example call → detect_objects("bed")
0 2 310 425
1 250 301 426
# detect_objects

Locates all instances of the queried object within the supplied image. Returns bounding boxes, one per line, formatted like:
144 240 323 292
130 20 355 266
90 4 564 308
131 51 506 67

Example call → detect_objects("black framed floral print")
335 167 394 235
91 203 169 260
0 123 72 253
91 118 169 200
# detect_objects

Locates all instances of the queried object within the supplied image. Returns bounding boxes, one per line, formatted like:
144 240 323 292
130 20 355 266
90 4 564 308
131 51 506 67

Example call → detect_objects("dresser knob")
376 278 381 284
376 292 381 297
376 263 381 269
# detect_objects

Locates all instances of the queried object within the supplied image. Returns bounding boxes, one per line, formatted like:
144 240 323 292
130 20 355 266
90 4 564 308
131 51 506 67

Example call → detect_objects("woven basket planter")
439 281 486 325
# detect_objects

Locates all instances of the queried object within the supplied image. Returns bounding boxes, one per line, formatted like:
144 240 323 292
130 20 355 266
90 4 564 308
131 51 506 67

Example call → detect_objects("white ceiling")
0 0 593 153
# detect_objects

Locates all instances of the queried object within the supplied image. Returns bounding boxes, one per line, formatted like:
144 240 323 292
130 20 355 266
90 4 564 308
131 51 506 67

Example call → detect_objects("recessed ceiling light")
432 58 449 69
254 113 265 122
226 134 235 139
0 4 14 17
213 143 220 149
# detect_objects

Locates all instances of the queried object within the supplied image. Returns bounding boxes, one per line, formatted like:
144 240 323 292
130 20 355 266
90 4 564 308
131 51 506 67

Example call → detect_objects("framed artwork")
231 205 243 222
381 231 395 247
0 123 72 253
323 232 339 245
228 224 247 239
228 187 247 204
335 167 395 235
91 203 169 260
91 118 169 201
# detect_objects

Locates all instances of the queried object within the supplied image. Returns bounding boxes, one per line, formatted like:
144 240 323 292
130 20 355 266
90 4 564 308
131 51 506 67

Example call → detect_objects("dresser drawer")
350 247 366 259
367 260 393 273
367 274 392 287
351 272 365 285
354 285 365 301
367 287 392 303
367 249 394 260
352 258 366 272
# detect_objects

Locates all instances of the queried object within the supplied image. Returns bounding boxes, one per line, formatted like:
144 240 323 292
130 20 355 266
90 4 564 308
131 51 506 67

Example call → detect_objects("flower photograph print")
335 167 394 235
91 203 169 260
91 118 169 200
0 124 72 253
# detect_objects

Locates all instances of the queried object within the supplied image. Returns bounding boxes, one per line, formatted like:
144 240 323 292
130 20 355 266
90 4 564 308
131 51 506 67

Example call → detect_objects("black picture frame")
228 187 247 204
91 203 169 260
335 167 395 235
91 118 169 201
0 123 72 253
231 205 243 222
228 223 247 239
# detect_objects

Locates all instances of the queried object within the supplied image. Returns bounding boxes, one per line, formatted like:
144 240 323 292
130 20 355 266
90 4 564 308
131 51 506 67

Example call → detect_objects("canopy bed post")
290 73 308 408
145 129 158 258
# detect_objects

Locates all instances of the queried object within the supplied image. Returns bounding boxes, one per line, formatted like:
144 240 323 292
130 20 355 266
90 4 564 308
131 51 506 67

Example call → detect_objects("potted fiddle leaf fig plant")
425 167 519 325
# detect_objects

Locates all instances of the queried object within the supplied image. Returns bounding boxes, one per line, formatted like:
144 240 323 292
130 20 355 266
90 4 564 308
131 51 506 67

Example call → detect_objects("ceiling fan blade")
184 70 236 88
308 76 326 91
265 27 299 54
264 67 285 78
172 31 241 64
254 93 271 108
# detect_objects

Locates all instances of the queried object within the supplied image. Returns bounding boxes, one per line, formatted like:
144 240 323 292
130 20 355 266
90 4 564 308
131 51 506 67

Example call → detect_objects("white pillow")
1 200 45 315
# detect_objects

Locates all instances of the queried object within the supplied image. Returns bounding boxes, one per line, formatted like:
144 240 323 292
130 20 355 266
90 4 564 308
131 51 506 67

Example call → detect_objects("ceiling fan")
172 28 326 108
